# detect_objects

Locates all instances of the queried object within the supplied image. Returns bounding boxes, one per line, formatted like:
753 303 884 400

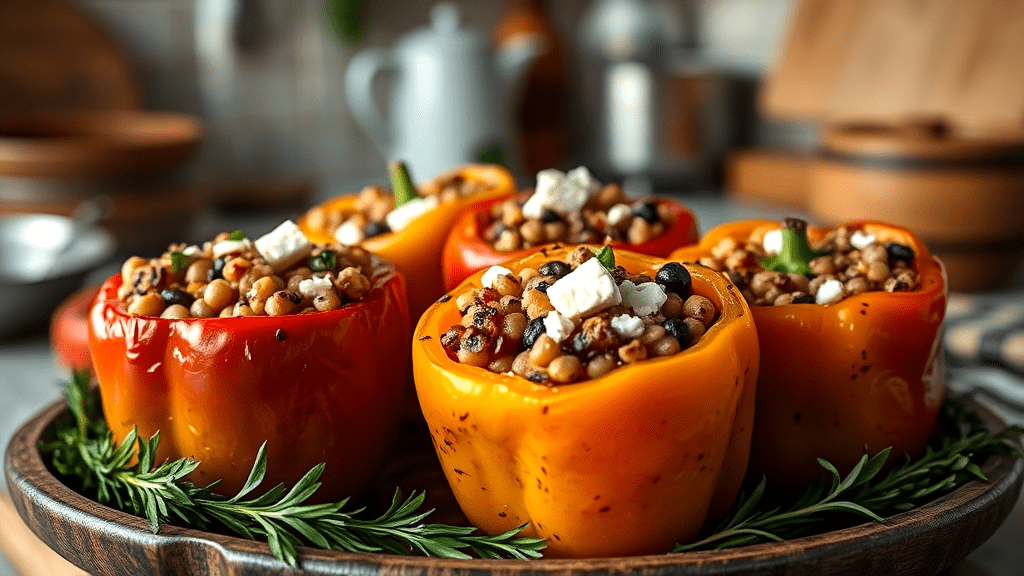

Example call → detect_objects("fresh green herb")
40 373 546 566
759 218 825 275
389 160 419 207
309 250 337 272
227 230 247 241
593 246 615 270
675 399 1023 552
169 251 196 273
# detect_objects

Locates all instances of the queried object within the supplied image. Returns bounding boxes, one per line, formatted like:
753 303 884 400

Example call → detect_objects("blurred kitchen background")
2 0 1024 573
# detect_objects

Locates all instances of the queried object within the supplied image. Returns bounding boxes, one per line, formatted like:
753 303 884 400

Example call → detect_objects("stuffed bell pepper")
413 245 758 557
441 166 700 289
89 222 410 500
670 219 946 488
299 163 515 319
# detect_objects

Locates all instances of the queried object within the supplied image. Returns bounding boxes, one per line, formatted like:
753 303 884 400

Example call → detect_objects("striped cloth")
945 292 1024 426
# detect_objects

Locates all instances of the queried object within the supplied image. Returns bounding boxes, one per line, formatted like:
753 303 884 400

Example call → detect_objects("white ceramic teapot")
344 3 538 179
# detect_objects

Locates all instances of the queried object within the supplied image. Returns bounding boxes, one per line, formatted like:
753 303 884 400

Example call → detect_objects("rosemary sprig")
40 373 546 566
676 400 1023 552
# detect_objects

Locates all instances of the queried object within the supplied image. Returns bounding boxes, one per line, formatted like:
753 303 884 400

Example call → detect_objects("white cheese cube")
544 311 575 343
850 230 877 250
385 196 439 232
607 203 633 227
298 275 333 298
183 245 202 256
481 265 513 289
521 167 594 220
565 166 601 196
815 279 845 305
547 257 621 318
762 229 783 256
334 220 365 246
621 281 667 316
254 220 312 271
212 239 249 259
610 314 645 339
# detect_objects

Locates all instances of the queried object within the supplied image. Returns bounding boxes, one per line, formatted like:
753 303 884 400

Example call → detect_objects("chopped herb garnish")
593 246 615 271
309 250 337 272
170 251 196 273
227 230 247 241
389 160 419 207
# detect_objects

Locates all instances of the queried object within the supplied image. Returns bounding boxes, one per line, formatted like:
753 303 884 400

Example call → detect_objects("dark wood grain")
4 398 1022 576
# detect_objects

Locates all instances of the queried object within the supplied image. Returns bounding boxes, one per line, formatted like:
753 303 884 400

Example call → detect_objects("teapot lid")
395 3 485 56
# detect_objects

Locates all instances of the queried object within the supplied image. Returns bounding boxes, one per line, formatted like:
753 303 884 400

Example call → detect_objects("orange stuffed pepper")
414 245 758 557
89 225 410 500
299 163 515 319
441 167 699 289
671 219 946 488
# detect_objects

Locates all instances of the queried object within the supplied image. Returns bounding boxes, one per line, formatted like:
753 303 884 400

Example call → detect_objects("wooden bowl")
3 397 1022 576
809 124 1024 291
0 109 202 179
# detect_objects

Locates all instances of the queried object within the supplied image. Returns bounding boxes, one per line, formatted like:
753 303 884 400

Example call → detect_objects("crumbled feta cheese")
850 230 876 250
610 314 645 339
762 229 783 256
212 239 249 258
565 166 601 196
334 220 365 246
183 245 202 256
620 281 667 316
547 257 621 318
544 311 575 343
815 279 845 305
254 220 312 271
385 196 439 232
299 276 333 298
521 167 599 220
481 265 513 289
607 203 633 227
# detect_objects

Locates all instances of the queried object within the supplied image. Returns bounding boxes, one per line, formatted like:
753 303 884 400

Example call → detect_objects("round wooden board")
4 397 1022 576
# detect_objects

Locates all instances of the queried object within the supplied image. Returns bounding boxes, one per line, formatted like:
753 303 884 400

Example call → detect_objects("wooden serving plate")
4 397 1022 576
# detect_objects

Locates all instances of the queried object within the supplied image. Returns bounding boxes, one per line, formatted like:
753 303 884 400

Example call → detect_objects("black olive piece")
526 370 549 383
522 317 546 349
533 281 551 294
160 288 194 308
540 209 561 223
885 242 915 266
538 260 571 279
792 293 814 304
635 202 660 224
655 262 692 298
663 318 689 345
208 257 226 282
364 221 391 238
570 332 590 355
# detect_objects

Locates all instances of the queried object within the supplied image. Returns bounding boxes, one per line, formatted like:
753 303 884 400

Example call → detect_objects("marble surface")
1 191 1021 575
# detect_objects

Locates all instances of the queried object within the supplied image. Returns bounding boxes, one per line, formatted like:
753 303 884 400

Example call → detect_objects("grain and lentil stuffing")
696 218 920 307
482 167 677 251
441 246 716 384
117 221 380 318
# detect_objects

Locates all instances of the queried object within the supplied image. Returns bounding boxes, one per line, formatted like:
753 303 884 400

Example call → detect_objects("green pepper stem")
389 160 419 207
760 218 819 275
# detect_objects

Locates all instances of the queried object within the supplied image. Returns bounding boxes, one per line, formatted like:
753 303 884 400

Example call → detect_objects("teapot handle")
344 49 393 155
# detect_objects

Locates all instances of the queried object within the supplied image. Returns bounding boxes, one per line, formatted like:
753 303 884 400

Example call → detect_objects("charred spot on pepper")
861 364 872 372
860 309 867 315
498 512 507 517
652 475 660 484
459 412 469 421
438 294 452 303
418 335 432 341
275 329 287 341
599 506 611 513
542 405 549 415
453 468 470 476
553 534 561 541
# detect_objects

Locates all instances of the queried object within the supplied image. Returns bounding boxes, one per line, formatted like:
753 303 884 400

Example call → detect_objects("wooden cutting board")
762 0 1024 132
0 493 87 576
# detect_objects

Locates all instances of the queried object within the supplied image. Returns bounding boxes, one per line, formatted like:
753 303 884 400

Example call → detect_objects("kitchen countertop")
1 190 1021 576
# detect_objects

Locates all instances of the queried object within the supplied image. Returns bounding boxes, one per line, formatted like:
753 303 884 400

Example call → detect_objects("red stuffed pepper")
89 223 410 500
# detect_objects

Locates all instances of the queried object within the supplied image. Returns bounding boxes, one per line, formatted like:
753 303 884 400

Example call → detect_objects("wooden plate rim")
5 397 1022 575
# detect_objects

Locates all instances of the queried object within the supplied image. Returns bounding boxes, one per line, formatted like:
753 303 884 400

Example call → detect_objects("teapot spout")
495 35 542 103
